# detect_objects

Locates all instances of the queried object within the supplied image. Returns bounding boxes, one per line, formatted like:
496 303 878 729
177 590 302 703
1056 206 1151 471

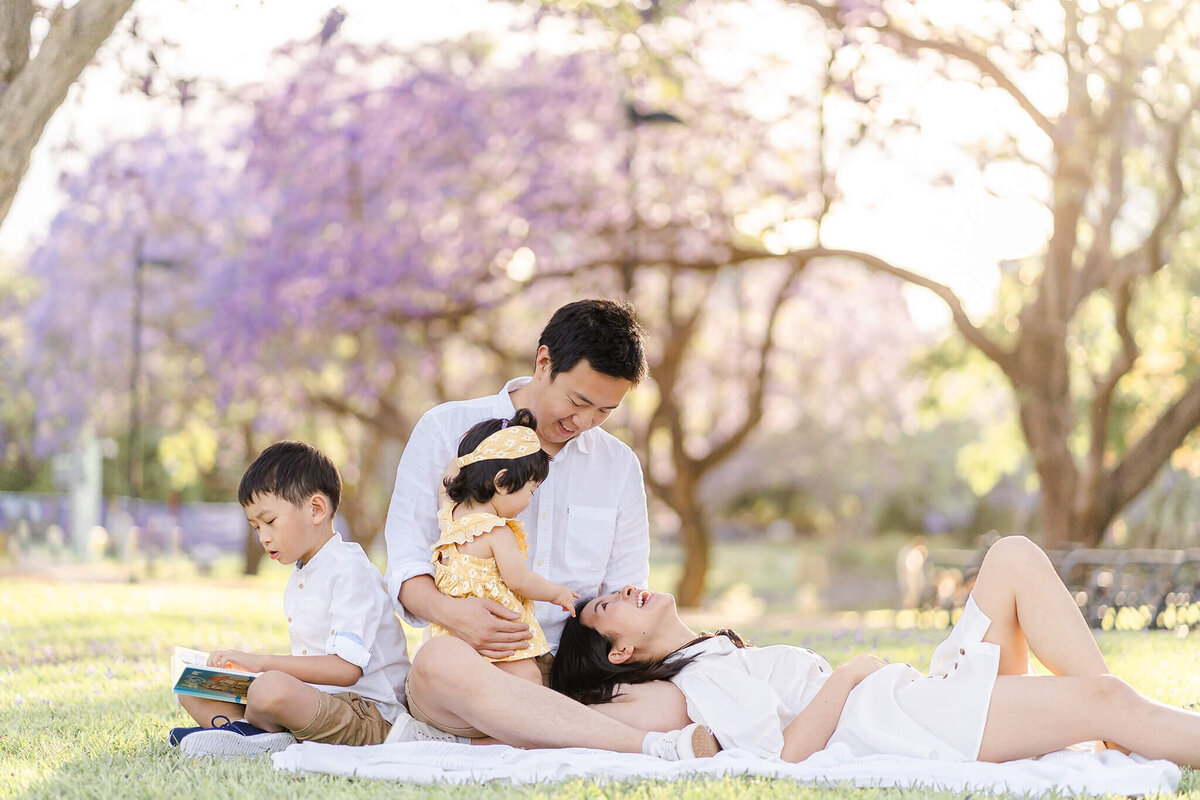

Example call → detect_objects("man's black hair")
539 299 647 384
238 440 342 512
444 409 551 507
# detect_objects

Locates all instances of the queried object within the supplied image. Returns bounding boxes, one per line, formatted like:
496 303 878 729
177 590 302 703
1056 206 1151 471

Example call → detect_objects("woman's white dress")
670 594 1001 761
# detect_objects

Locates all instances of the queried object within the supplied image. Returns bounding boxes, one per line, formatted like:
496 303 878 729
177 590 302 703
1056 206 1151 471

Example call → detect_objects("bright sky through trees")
1 0 1051 330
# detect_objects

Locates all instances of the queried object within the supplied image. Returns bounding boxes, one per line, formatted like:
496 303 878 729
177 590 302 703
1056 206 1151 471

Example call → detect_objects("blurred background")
3 0 1200 618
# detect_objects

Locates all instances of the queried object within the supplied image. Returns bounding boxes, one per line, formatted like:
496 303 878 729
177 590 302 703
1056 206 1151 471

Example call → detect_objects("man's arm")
399 573 532 659
383 409 534 655
382 412 455 625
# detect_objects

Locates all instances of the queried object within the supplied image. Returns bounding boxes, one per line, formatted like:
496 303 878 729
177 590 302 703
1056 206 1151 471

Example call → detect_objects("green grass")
4 570 1200 799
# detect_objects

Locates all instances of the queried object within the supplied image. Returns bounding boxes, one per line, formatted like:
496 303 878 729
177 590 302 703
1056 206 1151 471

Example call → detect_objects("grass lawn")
5 566 1200 799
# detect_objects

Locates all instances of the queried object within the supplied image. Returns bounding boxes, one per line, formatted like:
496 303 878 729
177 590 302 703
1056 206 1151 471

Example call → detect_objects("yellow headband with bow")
455 425 542 468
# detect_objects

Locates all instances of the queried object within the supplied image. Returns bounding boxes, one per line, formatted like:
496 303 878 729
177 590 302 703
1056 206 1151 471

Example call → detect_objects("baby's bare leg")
493 657 542 684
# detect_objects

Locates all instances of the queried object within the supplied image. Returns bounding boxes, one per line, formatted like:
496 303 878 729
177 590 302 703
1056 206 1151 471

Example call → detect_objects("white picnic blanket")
272 740 1181 796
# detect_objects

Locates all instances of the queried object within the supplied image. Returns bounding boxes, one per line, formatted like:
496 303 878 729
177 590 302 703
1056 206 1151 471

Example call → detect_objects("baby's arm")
484 526 580 614
780 654 886 763
207 650 363 686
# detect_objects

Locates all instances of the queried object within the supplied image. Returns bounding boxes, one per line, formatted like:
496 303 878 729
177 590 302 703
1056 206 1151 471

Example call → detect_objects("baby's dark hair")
238 440 342 511
444 409 550 507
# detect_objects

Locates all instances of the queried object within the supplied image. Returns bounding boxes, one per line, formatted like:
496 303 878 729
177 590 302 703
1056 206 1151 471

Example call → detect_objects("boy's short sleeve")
324 558 393 670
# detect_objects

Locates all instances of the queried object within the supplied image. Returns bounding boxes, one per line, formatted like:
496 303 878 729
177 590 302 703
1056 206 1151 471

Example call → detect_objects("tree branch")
789 0 1056 138
1107 376 1200 520
696 262 808 473
0 0 135 224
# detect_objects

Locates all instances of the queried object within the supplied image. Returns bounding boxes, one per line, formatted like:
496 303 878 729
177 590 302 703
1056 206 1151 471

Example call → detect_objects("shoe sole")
179 729 296 758
690 725 721 758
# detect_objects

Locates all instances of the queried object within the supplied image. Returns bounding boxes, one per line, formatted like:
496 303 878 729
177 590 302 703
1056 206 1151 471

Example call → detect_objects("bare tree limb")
697 262 808 472
789 0 1056 138
1108 376 1200 520
0 0 135 224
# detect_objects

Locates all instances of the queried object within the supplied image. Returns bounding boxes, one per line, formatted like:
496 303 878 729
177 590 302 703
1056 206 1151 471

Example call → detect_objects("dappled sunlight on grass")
4 573 1200 798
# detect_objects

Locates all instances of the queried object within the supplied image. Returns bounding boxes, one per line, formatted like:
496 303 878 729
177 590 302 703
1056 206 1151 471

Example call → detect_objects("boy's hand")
552 585 582 616
208 649 266 672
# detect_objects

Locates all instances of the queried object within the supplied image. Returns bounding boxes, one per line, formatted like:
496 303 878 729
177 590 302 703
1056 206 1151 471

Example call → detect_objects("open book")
171 646 259 704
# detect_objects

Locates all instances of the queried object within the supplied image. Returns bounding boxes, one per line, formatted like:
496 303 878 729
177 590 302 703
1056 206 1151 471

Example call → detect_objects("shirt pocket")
565 504 618 576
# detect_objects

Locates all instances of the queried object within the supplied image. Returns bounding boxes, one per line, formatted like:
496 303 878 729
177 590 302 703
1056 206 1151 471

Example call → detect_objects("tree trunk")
243 527 265 576
0 0 135 226
670 469 710 608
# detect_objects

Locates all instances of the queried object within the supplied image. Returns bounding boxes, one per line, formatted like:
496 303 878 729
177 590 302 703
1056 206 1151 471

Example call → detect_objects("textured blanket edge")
271 740 1181 796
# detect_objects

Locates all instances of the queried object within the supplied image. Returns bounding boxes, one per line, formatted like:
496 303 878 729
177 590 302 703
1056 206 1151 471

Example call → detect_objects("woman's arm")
486 526 579 613
207 650 364 686
780 654 885 763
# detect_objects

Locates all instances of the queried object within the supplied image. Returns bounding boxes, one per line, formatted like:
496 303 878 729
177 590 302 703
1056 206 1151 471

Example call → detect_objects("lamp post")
128 236 178 570
623 102 684 295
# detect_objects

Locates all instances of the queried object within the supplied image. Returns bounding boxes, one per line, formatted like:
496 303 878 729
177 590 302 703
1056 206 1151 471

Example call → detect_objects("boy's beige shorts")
291 690 390 746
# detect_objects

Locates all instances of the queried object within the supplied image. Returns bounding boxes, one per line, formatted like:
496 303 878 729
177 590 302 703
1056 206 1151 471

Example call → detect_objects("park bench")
924 544 1200 630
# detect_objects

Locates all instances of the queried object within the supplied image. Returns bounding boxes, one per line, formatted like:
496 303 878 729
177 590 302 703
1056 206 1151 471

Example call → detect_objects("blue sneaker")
168 714 232 747
179 717 296 758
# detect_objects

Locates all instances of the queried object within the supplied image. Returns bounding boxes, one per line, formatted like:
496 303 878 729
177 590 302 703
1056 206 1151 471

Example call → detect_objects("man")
383 299 706 758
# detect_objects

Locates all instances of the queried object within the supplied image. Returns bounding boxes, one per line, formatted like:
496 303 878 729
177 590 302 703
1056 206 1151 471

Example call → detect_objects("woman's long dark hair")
549 598 748 705
443 409 550 507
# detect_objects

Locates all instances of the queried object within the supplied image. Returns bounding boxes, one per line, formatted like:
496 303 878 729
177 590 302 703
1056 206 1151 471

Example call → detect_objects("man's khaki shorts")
404 653 553 740
290 690 391 746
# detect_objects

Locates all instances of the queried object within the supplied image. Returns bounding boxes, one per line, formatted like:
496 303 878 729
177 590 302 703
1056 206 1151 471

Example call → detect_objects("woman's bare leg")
971 536 1109 676
979 674 1200 766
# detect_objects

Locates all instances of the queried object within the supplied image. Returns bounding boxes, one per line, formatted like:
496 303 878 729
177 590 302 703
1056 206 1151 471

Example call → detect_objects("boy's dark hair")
444 409 551 507
238 440 342 512
539 299 647 385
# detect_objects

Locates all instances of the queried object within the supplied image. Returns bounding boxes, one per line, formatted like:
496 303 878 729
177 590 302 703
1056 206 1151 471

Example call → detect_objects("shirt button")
287 616 292 622
302 649 307 655
299 583 304 589
330 629 336 635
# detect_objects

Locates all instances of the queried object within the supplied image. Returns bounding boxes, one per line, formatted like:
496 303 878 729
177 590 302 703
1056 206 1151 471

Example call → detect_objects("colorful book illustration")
171 646 259 705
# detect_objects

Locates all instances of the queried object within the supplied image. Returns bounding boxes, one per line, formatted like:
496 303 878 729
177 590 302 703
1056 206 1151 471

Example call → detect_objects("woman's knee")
1085 675 1139 716
983 535 1046 573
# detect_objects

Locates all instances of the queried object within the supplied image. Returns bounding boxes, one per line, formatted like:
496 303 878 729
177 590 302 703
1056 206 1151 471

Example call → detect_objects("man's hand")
442 597 533 660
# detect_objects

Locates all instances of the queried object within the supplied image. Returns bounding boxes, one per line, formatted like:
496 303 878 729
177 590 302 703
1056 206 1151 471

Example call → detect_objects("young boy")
171 441 411 757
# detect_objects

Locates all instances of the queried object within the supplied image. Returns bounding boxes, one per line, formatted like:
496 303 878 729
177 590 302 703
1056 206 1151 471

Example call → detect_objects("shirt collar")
296 532 340 572
497 376 594 456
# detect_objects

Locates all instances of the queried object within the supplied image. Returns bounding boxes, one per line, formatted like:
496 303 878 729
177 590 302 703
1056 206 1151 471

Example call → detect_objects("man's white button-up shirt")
383 377 650 650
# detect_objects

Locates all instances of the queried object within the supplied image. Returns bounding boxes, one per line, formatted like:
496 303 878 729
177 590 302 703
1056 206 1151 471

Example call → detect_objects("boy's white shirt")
383 376 651 651
285 533 411 722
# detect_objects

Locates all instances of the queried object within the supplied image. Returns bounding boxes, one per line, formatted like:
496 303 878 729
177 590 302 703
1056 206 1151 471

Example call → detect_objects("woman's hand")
836 653 887 686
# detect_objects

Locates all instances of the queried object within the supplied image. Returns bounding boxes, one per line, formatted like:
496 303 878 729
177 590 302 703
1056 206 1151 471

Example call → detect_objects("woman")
551 536 1200 765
